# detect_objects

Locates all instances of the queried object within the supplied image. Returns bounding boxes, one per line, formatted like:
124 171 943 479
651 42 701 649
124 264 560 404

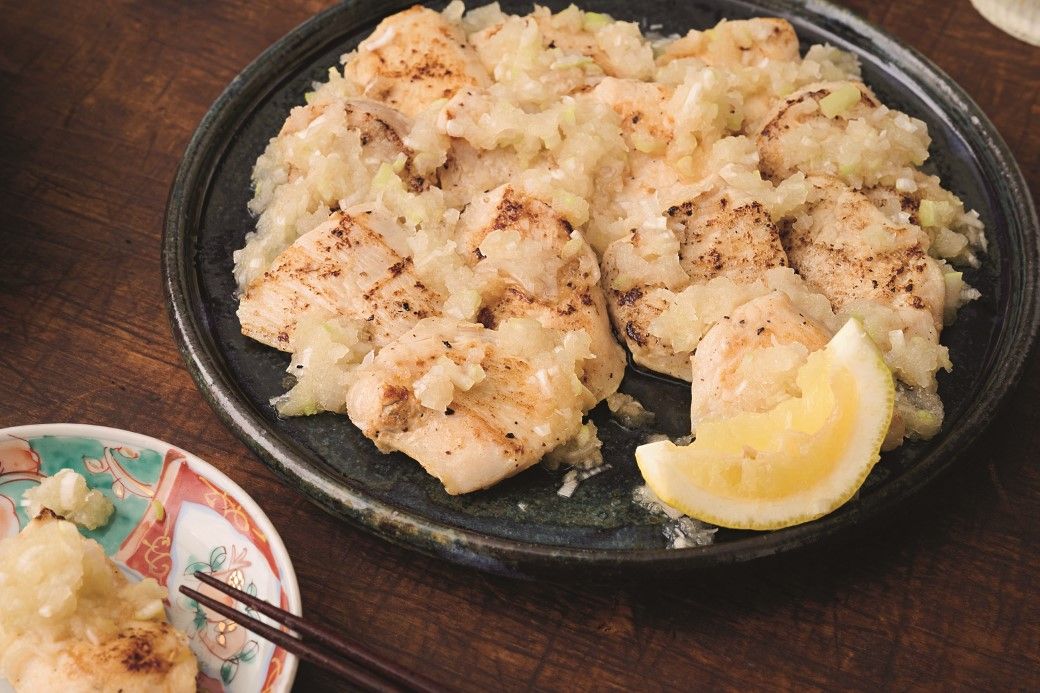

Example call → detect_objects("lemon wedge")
636 318 894 530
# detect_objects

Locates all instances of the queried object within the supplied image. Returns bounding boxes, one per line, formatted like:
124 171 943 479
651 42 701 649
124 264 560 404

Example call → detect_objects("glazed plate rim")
162 0 1040 577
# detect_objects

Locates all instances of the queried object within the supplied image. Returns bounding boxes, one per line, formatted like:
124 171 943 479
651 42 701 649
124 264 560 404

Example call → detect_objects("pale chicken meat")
601 194 789 381
862 169 986 268
689 291 831 431
343 5 490 117
433 86 551 209
528 13 605 71
657 19 803 135
602 281 687 378
782 176 946 335
756 81 881 181
469 9 652 80
237 209 443 351
345 317 592 494
862 183 924 227
585 77 766 256
341 186 621 492
753 80 932 188
439 78 675 217
670 197 789 283
586 75 714 258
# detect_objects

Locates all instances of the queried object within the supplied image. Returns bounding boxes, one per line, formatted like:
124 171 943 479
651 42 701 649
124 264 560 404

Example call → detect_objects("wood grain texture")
1 1 1037 690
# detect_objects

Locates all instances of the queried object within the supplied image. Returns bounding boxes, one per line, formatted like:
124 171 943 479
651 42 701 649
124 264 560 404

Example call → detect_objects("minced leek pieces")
918 199 939 227
631 133 666 154
819 83 861 118
582 11 612 31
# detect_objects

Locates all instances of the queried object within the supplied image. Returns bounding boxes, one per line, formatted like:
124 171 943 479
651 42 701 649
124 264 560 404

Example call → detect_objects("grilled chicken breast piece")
604 282 687 379
689 291 831 431
601 194 789 381
3 621 197 693
590 77 673 154
240 184 620 493
343 5 490 117
237 209 443 351
438 140 530 209
783 176 945 335
456 185 625 400
0 513 197 693
283 99 428 191
234 97 425 289
670 197 789 283
657 18 800 68
754 80 923 183
862 180 925 228
345 317 592 494
658 19 804 134
467 8 653 80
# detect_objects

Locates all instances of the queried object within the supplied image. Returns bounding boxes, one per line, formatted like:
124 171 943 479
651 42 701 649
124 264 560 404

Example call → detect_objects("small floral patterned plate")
0 424 300 693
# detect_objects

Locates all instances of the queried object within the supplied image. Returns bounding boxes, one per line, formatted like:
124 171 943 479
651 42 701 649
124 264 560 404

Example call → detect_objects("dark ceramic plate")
163 0 1039 578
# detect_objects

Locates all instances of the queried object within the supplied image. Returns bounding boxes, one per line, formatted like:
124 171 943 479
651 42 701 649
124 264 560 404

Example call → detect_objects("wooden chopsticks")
179 571 440 692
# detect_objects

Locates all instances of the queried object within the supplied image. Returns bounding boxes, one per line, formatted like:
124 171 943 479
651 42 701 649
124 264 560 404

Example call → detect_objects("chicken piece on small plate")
343 6 490 117
657 18 800 68
4 621 196 693
689 291 831 432
237 208 443 351
0 512 197 693
783 176 945 337
345 317 595 494
601 194 789 381
455 185 625 401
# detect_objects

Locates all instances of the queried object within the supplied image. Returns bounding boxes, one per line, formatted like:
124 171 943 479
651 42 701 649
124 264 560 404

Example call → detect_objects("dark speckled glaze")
163 0 1039 578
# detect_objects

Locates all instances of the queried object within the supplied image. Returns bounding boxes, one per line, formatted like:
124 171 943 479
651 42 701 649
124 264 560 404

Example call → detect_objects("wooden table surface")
2 0 1038 689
